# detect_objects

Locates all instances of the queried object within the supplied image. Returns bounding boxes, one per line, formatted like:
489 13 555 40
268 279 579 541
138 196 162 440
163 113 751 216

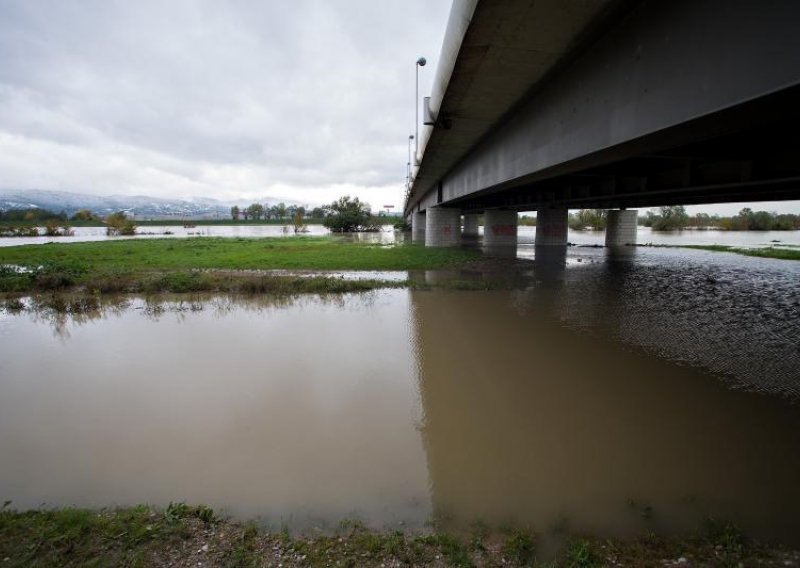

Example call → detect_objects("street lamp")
407 134 414 188
415 57 426 164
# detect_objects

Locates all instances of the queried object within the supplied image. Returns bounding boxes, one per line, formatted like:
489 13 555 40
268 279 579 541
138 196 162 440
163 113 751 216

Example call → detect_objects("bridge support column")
462 214 480 237
483 210 518 246
605 209 638 246
482 210 518 257
411 211 426 243
535 208 568 245
425 207 461 247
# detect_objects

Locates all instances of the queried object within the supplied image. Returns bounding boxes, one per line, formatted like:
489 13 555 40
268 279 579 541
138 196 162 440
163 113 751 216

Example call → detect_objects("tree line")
0 207 67 222
0 207 133 237
230 203 326 221
641 206 800 231
0 197 386 235
0 207 101 223
563 206 800 231
231 197 385 232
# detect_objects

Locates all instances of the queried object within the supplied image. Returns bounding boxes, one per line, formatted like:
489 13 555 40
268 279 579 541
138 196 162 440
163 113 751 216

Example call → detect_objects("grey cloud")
0 0 450 202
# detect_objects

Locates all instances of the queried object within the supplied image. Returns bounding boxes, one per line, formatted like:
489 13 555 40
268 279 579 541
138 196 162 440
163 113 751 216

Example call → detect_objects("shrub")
70 209 96 222
105 212 137 236
323 196 380 232
293 209 308 233
44 220 74 237
0 226 39 237
503 530 536 566
568 209 606 231
564 538 600 568
393 218 411 231
651 206 689 231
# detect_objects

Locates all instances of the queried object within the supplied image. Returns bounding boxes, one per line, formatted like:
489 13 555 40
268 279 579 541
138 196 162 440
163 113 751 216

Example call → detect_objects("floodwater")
1 246 800 549
2 223 799 248
520 225 800 248
0 223 395 247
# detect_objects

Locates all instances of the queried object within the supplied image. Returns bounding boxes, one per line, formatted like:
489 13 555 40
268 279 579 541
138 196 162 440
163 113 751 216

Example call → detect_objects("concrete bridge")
404 0 800 247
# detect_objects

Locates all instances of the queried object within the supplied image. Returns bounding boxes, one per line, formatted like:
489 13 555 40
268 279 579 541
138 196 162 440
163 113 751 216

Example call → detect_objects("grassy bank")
683 245 800 261
1 506 797 568
0 237 475 271
0 237 478 295
0 271 407 297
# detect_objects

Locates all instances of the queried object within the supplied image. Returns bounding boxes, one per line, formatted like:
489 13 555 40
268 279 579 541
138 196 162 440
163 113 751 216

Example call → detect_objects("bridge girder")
407 0 800 215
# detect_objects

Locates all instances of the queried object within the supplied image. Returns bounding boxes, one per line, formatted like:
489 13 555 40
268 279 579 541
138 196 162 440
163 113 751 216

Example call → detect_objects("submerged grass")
682 244 800 260
0 267 406 296
1 506 797 568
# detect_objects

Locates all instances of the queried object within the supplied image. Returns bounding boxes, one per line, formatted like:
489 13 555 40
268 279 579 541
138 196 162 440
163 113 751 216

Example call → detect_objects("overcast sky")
0 0 451 209
0 1 797 215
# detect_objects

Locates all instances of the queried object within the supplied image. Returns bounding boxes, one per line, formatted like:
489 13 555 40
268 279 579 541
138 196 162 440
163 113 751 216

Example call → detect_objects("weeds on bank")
563 538 601 567
0 266 522 302
163 502 215 525
0 264 406 298
222 521 262 568
2 505 799 568
682 244 800 260
702 517 747 556
0 504 204 567
503 530 537 566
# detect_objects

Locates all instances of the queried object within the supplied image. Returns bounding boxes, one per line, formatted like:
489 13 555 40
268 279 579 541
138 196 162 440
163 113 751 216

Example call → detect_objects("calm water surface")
0 224 391 247
1 246 799 549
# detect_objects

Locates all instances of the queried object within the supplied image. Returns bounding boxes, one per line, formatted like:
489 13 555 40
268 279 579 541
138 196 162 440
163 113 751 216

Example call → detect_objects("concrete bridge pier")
483 210 518 246
535 208 568 246
425 207 461 247
411 211 426 243
462 214 480 238
605 209 638 247
482 210 518 257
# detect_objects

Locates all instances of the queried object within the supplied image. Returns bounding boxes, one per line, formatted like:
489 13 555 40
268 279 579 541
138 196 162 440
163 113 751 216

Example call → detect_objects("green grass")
0 504 201 567
683 245 800 260
0 262 411 296
2 506 796 568
563 538 601 568
0 236 475 271
0 237 479 295
503 530 537 567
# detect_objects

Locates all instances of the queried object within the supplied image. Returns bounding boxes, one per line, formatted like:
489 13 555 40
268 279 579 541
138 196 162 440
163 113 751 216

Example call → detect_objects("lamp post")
415 57 426 164
407 134 414 188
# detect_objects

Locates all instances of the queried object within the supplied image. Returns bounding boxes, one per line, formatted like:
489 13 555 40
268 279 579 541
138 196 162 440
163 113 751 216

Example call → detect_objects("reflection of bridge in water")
3 269 799 542
408 251 800 547
406 0 800 249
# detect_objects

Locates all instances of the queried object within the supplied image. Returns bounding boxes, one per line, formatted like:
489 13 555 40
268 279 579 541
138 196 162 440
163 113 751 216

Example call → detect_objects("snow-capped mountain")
0 190 307 219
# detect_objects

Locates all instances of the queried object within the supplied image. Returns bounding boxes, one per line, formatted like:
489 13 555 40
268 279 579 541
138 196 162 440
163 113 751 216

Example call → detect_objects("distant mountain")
0 190 308 219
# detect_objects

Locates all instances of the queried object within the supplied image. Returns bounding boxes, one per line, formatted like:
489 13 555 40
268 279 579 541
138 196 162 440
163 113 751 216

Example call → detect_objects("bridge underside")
407 0 800 216
453 87 800 212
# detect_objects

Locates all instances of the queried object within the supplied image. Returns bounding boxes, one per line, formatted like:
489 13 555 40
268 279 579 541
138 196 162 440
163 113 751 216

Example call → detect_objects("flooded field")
1 223 799 248
0 223 384 247
1 246 799 550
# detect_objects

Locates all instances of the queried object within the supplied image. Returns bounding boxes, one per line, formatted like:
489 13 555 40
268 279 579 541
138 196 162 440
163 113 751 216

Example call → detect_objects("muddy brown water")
1 246 799 549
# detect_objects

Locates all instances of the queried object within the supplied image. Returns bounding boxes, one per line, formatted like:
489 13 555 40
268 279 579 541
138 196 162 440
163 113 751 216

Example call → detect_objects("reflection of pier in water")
4 248 800 542
409 263 800 546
